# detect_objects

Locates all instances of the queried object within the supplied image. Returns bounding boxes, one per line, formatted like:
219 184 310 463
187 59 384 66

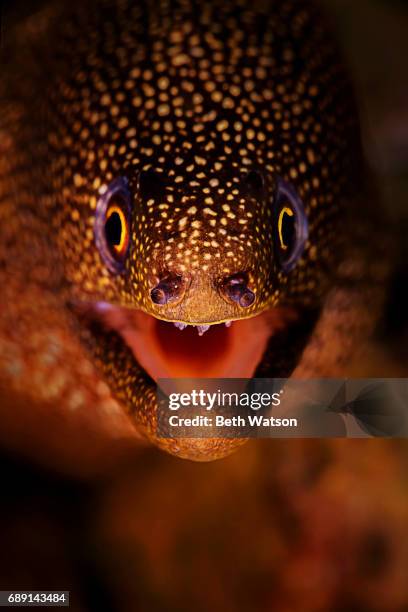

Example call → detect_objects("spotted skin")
0 0 386 461
49 0 359 323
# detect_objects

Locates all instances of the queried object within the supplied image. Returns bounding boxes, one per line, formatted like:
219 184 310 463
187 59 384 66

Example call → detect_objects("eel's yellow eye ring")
94 177 132 274
105 203 130 258
278 206 294 251
273 177 309 273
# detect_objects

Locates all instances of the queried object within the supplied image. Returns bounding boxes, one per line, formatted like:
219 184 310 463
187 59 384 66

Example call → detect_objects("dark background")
1 1 408 611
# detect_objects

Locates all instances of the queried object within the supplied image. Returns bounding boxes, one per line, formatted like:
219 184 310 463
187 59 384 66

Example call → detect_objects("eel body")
0 0 387 462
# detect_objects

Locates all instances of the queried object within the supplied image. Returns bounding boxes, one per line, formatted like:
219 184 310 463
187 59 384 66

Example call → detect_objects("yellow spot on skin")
307 149 316 164
158 104 170 116
216 120 229 131
172 53 190 66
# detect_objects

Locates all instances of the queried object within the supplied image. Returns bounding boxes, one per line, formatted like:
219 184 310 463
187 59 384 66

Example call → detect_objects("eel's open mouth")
79 303 301 381
71 301 319 459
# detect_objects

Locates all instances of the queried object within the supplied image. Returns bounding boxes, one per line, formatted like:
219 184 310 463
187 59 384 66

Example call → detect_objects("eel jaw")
72 302 316 461
87 303 299 380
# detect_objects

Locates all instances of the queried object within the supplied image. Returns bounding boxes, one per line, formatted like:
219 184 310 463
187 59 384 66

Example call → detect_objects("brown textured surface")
1 439 408 611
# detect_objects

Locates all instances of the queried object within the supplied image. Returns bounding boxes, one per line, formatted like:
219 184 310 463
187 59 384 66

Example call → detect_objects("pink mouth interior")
96 306 297 381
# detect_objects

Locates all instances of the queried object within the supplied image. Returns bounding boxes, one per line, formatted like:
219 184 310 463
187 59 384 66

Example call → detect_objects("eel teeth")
173 322 231 334
174 322 187 330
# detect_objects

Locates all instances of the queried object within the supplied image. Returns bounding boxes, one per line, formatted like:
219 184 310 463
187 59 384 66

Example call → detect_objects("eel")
0 0 388 462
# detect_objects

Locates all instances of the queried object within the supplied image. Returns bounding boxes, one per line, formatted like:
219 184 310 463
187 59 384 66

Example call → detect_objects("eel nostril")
150 274 183 305
221 273 255 308
150 286 167 305
238 288 255 307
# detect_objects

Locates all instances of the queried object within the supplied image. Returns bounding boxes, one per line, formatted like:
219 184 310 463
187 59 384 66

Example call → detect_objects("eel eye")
274 177 308 273
94 177 131 273
105 204 129 258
